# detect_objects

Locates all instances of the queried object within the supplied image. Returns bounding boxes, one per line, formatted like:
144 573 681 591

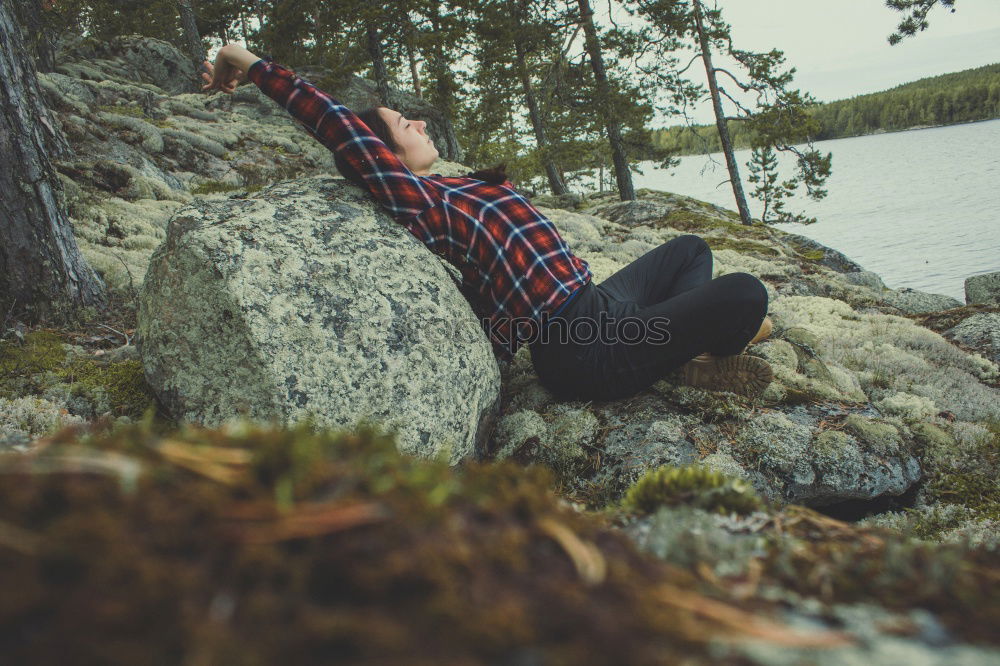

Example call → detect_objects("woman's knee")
669 233 710 255
716 272 768 315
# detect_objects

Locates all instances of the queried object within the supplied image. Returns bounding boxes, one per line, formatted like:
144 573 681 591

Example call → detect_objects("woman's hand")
200 47 246 94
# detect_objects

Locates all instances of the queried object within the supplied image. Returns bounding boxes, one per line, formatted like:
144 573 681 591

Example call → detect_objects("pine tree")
625 0 831 226
576 0 635 201
886 0 958 45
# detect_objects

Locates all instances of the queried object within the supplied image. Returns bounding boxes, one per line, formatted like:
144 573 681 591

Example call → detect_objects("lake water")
579 119 1000 302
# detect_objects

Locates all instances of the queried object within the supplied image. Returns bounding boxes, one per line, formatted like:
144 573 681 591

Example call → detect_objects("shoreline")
657 116 1000 157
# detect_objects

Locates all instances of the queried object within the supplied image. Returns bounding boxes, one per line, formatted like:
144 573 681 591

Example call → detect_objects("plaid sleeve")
247 58 439 218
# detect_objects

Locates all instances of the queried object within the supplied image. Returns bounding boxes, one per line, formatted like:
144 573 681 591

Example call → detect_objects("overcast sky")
597 0 1000 126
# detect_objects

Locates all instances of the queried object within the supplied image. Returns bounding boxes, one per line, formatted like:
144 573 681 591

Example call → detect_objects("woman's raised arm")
203 44 440 220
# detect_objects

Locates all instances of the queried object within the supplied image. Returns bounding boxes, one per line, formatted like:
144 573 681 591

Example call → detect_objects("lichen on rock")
137 176 501 463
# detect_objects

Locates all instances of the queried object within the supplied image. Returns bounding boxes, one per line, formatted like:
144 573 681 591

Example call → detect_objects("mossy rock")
843 413 903 454
922 418 1000 521
753 339 798 370
190 180 246 195
811 429 854 457
704 236 780 257
620 464 764 516
650 378 752 422
95 103 148 119
910 421 956 454
780 383 831 405
658 209 772 241
59 358 155 419
0 331 69 398
542 408 597 479
781 327 822 356
1 330 157 421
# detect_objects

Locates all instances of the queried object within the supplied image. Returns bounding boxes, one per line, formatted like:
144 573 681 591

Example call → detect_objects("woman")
202 44 774 402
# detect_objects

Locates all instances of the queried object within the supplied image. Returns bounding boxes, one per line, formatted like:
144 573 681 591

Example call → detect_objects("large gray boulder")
137 176 501 463
57 34 201 96
965 271 1000 305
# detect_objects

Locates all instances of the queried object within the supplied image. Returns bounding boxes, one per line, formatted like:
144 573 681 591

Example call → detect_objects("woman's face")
377 107 439 175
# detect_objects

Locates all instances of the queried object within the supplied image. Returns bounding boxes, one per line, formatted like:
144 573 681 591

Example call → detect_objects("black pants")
529 234 768 402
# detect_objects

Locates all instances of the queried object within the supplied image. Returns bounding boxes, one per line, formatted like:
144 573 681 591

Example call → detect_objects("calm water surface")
585 119 1000 302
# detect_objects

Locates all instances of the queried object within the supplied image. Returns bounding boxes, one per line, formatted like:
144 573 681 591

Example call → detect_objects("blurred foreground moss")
0 417 856 665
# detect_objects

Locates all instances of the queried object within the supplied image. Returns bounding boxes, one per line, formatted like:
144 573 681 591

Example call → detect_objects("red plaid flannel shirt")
248 58 592 362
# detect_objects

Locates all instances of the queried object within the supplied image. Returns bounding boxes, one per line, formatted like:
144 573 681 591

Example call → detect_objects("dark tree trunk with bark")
176 0 204 70
424 9 462 162
407 42 422 98
403 16 422 98
512 3 568 196
365 24 392 106
693 0 752 225
13 0 56 73
576 0 634 201
0 0 106 323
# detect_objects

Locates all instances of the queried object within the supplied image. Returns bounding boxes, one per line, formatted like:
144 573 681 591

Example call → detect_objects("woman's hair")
334 106 509 187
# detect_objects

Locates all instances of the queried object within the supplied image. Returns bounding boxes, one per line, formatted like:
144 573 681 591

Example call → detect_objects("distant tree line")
650 62 1000 156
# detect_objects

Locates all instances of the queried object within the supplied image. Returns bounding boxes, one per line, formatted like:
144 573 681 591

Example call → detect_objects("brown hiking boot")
732 315 773 355
677 353 774 399
747 315 773 348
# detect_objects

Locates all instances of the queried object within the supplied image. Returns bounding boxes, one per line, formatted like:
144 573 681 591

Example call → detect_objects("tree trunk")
13 0 56 73
176 0 204 70
576 0 634 201
406 41 422 98
403 16 422 98
365 24 392 106
693 0 752 225
0 0 106 323
240 12 250 47
431 61 462 161
512 11 568 196
425 10 462 161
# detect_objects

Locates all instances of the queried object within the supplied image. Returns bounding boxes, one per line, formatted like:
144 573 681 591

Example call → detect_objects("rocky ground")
3 35 1000 664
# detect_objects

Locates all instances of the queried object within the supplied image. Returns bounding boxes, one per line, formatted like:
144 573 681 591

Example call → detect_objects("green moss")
190 180 244 195
919 418 1000 523
58 358 156 419
799 249 825 261
910 421 955 455
904 504 979 541
705 237 780 257
652 378 751 422
843 413 902 454
0 331 69 398
1 330 156 421
620 464 764 516
781 384 825 405
811 429 853 457
95 103 148 119
660 209 772 240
